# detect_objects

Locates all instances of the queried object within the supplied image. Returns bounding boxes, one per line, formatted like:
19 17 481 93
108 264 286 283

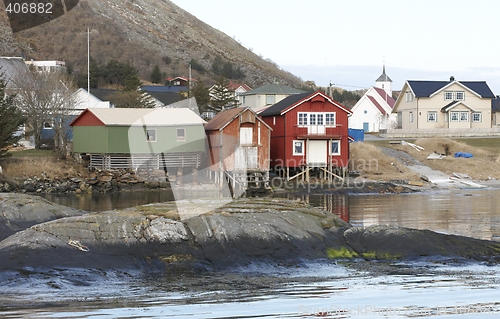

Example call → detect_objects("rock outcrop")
0 193 87 241
1 193 499 278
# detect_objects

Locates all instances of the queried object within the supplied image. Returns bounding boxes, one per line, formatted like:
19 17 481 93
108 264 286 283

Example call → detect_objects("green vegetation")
326 247 358 259
211 55 245 80
7 149 54 158
150 64 163 84
79 57 141 90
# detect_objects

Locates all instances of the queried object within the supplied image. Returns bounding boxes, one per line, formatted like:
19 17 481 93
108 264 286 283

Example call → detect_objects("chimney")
450 76 455 82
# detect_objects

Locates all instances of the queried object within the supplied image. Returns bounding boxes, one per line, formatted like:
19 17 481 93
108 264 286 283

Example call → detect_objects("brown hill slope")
0 0 303 87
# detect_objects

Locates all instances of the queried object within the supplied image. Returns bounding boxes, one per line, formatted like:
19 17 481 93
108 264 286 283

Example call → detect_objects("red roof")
226 81 251 92
373 87 395 108
367 95 388 116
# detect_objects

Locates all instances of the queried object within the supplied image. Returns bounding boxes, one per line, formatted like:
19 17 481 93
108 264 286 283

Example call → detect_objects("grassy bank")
364 137 500 180
0 149 89 180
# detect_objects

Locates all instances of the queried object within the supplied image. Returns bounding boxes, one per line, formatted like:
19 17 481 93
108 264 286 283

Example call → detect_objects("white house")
72 88 111 114
349 66 396 132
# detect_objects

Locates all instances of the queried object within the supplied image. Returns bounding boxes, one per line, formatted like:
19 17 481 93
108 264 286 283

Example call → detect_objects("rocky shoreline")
0 168 176 194
1 193 500 287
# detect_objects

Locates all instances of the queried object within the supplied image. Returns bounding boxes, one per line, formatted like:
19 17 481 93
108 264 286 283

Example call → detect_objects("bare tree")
11 66 77 154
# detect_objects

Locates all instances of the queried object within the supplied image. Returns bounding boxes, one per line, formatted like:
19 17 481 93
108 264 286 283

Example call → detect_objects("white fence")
89 153 202 170
382 128 500 138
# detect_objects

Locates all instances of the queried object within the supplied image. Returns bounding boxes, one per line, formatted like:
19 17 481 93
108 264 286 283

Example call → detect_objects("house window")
455 91 465 100
427 111 437 122
146 129 156 142
405 91 413 102
242 96 246 104
460 111 469 122
325 113 335 126
298 113 307 126
176 128 186 141
240 127 253 145
472 112 482 122
293 140 304 156
309 113 317 125
317 113 324 125
450 112 459 122
331 140 341 155
409 111 413 123
444 91 454 101
265 94 275 105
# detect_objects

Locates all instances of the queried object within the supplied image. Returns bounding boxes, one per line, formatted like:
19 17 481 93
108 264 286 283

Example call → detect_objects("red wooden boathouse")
205 107 272 190
259 90 352 183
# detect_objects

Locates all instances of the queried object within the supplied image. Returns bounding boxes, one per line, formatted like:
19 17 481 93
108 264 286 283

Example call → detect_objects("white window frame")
298 113 307 126
293 140 304 156
265 94 275 105
146 129 156 142
297 112 336 127
330 140 341 155
325 113 335 126
460 111 469 122
405 91 413 102
409 111 413 123
450 112 459 122
176 128 186 141
427 111 437 122
455 91 465 100
309 113 317 125
472 112 482 122
444 91 454 101
240 127 253 145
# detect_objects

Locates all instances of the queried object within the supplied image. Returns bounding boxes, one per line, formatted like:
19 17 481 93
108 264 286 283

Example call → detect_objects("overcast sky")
169 0 500 93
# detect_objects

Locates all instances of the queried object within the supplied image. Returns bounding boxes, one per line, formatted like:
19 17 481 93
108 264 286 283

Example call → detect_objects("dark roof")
259 92 312 116
204 107 247 131
375 65 392 82
407 81 449 97
240 83 305 96
460 81 495 98
141 85 188 93
89 88 119 101
147 91 180 105
407 80 495 98
492 97 500 113
441 101 460 112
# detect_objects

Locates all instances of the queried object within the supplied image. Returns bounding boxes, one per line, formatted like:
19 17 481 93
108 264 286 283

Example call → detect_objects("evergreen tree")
0 71 26 156
191 80 210 113
150 64 163 84
209 76 237 112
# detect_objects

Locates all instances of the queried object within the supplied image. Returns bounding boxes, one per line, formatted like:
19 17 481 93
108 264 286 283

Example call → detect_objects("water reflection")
41 189 500 241
274 189 500 241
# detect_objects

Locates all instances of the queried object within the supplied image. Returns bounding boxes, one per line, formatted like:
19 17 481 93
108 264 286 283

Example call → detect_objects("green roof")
240 83 305 95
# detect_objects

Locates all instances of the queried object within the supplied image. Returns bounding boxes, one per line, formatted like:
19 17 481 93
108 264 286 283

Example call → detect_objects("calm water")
5 188 500 318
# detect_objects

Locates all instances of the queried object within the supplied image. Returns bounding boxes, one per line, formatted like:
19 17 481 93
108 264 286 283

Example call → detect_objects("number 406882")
5 2 53 14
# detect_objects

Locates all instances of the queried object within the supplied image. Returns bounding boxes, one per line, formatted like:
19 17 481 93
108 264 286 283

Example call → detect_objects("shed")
70 108 206 170
204 107 272 189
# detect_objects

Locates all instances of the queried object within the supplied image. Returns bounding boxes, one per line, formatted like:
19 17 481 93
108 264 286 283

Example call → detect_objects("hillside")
0 0 304 88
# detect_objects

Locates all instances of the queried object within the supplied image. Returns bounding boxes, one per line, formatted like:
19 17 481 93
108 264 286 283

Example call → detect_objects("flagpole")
87 27 90 108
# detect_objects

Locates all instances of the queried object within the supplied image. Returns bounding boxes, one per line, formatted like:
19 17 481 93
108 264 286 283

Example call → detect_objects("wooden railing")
89 152 202 169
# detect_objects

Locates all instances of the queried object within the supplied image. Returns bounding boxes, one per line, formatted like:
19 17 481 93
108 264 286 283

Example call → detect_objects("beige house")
238 83 305 112
393 77 495 130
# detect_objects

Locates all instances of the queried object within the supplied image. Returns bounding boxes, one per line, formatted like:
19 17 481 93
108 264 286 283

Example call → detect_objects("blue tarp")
454 152 473 158
348 128 364 142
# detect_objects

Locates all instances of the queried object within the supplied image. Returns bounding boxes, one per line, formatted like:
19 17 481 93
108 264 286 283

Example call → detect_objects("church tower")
375 65 392 96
